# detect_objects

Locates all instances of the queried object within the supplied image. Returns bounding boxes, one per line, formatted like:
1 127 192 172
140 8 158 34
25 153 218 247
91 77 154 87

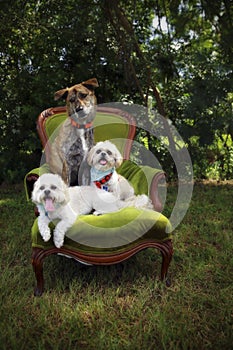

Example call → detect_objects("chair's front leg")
32 248 45 296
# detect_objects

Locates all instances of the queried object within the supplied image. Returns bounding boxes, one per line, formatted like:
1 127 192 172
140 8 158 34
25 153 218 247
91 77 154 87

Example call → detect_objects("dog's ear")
31 182 37 203
115 154 123 168
113 146 123 168
87 147 96 166
54 88 69 101
82 78 99 91
31 178 40 204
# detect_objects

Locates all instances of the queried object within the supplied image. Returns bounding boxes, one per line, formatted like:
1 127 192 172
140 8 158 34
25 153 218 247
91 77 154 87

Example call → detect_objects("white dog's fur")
87 140 153 208
32 173 152 248
87 140 134 200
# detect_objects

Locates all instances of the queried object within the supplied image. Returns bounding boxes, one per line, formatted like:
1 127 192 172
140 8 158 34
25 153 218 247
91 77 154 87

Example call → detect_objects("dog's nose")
44 190 51 196
76 106 83 113
101 152 106 157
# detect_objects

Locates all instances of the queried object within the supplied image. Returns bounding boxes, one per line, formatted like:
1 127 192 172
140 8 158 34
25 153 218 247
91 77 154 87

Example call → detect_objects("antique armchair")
25 106 173 296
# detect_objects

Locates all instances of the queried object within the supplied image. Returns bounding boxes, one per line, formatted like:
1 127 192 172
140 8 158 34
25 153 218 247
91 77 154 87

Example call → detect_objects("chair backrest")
37 106 136 163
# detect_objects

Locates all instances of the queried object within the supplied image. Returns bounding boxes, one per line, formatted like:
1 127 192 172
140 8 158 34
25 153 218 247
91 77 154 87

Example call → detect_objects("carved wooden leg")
32 248 45 296
160 240 173 286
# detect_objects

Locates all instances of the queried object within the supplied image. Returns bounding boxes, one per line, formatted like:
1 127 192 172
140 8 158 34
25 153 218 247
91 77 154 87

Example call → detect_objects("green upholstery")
31 208 172 252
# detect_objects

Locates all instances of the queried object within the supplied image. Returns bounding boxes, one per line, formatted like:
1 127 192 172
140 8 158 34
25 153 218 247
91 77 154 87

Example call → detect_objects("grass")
0 181 232 349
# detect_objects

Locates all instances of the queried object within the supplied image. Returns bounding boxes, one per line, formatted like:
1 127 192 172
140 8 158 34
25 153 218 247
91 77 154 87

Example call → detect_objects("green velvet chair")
25 106 173 296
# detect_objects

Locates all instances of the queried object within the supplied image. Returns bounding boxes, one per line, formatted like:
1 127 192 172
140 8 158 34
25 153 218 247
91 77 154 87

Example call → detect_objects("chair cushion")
31 207 172 254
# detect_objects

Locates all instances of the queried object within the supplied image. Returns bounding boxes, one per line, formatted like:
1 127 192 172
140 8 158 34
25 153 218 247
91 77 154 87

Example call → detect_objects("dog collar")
94 173 113 190
37 203 51 219
70 117 93 129
91 167 115 181
91 167 115 191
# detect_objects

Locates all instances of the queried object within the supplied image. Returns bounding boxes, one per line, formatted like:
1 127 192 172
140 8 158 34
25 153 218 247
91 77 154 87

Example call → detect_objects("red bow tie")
94 172 113 189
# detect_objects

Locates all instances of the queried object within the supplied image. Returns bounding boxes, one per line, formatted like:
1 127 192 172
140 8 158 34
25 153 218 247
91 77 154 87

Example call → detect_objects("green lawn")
0 182 232 350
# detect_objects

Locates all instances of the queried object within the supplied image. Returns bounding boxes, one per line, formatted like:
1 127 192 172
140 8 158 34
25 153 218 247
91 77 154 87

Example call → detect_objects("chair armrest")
24 163 51 200
117 160 165 212
149 172 166 212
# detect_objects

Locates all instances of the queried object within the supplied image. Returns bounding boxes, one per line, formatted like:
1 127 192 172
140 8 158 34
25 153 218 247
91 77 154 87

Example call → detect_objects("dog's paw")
41 228 51 242
53 239 64 249
53 235 64 248
93 210 103 216
53 229 65 248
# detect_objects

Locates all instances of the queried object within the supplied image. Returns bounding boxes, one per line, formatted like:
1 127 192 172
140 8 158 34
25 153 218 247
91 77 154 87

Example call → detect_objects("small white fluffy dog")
32 173 131 248
32 173 151 248
87 140 153 208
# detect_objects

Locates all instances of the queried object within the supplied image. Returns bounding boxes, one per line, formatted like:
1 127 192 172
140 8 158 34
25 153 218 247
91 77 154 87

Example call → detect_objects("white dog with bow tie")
87 140 153 208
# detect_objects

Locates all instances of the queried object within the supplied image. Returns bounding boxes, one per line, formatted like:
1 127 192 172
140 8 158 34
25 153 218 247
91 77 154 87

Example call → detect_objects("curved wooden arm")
149 172 166 212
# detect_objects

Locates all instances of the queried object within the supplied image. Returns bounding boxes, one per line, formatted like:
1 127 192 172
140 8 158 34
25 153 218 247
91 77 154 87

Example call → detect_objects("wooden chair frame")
26 106 173 296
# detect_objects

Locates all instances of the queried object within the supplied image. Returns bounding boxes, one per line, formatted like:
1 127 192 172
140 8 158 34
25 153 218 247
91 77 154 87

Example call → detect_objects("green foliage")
0 183 232 349
0 0 232 182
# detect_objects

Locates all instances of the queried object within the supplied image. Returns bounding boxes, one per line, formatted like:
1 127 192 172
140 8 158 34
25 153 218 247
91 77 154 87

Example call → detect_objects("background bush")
0 0 232 183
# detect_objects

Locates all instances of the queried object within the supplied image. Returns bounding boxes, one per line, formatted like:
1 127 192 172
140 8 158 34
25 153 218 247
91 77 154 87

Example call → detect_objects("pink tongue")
45 198 55 211
100 159 107 165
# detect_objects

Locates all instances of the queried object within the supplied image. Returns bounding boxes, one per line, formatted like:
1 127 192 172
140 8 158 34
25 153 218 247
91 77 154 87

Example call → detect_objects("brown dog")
49 78 99 186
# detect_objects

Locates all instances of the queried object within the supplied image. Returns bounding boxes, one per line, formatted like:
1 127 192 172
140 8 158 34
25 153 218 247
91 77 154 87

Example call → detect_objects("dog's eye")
96 149 101 154
39 186 45 190
107 150 112 156
69 96 76 103
50 185 57 190
79 93 88 99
